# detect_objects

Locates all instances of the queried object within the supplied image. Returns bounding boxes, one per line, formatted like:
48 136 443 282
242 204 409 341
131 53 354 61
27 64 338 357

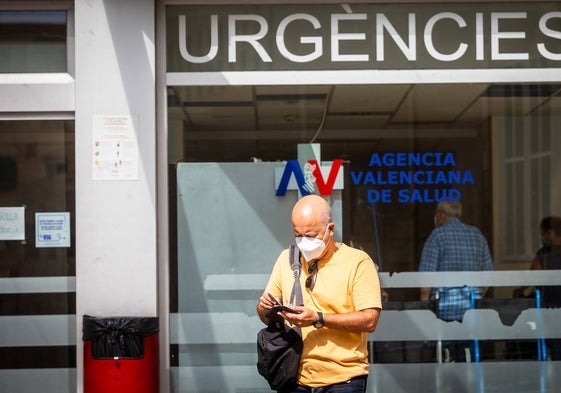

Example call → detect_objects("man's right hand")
257 292 282 322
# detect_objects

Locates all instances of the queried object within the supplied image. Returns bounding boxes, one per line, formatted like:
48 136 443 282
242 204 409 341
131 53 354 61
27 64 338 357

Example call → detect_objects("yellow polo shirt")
264 243 382 387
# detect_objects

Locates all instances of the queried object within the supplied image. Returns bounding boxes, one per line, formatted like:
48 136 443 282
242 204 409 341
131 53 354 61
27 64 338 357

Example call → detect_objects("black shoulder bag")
257 245 303 392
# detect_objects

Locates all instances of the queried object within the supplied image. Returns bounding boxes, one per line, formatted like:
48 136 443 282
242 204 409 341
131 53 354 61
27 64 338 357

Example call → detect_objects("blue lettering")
397 188 411 203
434 171 447 184
367 188 392 203
445 171 460 184
412 171 426 184
442 152 456 166
368 153 382 167
364 171 376 185
447 188 462 201
393 153 403 166
368 152 457 168
408 153 420 166
397 188 462 203
399 171 412 184
350 171 363 185
463 170 475 184
409 189 424 203
354 170 474 186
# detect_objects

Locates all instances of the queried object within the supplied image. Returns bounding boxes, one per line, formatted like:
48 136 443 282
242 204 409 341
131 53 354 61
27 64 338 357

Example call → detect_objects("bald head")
292 195 332 226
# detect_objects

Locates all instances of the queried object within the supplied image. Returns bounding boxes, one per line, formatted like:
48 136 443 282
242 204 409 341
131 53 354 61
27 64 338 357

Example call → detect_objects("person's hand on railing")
512 286 534 298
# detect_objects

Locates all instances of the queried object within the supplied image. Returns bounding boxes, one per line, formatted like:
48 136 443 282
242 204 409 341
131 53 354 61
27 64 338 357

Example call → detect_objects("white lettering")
476 12 484 60
331 12 369 62
491 12 529 60
277 14 322 63
376 14 416 61
228 15 272 63
424 13 468 61
176 9 560 67
538 12 561 61
179 15 218 64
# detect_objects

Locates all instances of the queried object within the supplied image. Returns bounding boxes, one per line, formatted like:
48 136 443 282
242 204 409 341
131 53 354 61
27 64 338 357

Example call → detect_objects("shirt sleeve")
264 249 289 301
477 232 494 271
352 253 382 310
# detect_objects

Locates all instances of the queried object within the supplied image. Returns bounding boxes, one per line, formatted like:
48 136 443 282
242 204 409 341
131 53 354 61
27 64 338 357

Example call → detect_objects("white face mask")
295 224 330 262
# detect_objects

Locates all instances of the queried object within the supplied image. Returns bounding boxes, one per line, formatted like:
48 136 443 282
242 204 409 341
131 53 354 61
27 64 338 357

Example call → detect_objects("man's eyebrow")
294 230 317 236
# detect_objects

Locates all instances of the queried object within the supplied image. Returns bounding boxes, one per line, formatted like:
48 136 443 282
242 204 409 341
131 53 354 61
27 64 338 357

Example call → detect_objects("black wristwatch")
313 311 324 329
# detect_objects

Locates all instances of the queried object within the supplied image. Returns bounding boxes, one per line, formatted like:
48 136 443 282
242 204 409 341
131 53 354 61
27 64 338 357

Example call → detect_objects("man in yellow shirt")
257 195 382 392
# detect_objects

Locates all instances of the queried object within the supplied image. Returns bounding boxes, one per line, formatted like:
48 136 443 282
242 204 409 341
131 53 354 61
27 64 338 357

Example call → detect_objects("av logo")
275 159 344 196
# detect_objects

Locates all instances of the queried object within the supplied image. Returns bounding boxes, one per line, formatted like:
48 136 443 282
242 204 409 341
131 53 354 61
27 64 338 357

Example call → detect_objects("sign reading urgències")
167 3 561 72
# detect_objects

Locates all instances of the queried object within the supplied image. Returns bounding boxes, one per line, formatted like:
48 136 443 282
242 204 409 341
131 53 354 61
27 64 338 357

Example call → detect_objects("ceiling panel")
329 84 410 114
457 96 551 126
255 85 329 96
392 84 490 125
325 114 390 130
169 82 561 141
256 95 325 131
174 85 254 103
185 106 256 131
532 96 561 116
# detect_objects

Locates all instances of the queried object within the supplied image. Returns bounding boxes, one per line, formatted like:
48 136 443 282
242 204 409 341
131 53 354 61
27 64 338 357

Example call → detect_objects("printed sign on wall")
92 114 139 180
0 206 25 241
35 212 71 248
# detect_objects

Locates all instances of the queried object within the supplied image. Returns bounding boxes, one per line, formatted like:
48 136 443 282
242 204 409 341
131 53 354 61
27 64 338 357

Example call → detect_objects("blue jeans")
287 375 367 393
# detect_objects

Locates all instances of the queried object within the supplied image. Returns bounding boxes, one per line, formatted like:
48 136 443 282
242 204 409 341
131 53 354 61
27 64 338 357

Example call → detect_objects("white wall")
74 0 157 391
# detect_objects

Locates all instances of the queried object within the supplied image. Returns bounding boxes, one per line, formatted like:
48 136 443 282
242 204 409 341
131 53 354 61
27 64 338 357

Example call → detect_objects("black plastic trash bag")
82 315 159 359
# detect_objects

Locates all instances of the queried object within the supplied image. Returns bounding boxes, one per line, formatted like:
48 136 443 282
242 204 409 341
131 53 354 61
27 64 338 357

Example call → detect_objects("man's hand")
420 287 431 301
279 306 316 328
257 292 283 323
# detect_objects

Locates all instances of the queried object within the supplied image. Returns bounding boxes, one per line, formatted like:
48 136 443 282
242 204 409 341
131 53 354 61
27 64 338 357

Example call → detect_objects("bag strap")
288 245 303 307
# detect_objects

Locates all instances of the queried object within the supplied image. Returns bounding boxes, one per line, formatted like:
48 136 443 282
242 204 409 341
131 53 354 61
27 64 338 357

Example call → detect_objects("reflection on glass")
168 82 561 392
0 10 67 73
0 120 75 392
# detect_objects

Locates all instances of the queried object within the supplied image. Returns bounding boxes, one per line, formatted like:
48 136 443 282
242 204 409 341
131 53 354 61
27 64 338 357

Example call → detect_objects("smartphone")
266 305 300 319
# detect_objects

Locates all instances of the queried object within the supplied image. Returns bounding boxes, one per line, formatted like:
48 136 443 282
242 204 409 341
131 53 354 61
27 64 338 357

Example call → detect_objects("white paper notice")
0 206 26 241
35 212 71 248
92 114 139 180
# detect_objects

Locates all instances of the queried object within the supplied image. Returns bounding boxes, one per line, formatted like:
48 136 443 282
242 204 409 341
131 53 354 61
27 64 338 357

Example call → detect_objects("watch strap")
314 311 324 328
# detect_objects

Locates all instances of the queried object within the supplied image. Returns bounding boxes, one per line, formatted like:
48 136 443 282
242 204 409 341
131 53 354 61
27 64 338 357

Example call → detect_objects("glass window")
0 120 75 393
165 3 561 391
167 81 561 392
0 10 67 73
499 116 553 260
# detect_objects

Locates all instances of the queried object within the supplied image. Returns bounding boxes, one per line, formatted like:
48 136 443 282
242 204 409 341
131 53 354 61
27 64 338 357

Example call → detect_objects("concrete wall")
74 1 157 391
